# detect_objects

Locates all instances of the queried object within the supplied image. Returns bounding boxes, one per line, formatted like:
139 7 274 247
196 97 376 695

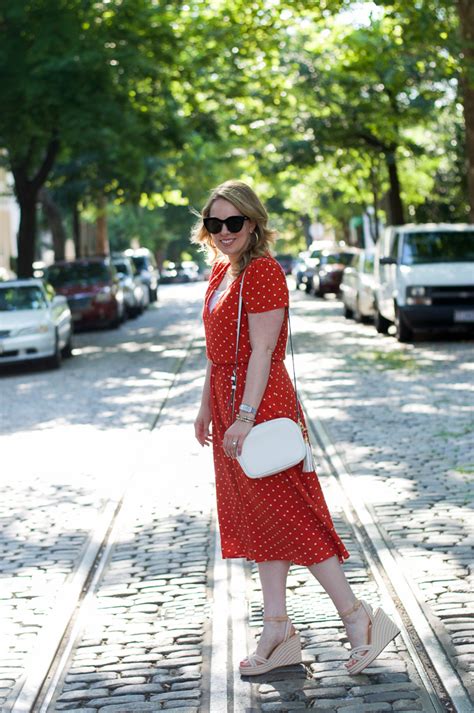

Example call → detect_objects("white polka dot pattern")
202 256 350 565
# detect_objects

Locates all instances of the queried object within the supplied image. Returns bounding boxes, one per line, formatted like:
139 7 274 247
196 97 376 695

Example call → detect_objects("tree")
283 13 455 224
457 0 474 221
0 0 187 276
373 0 472 220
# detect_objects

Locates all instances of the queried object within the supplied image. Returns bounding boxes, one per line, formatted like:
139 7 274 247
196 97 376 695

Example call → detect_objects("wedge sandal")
341 599 400 675
239 615 302 677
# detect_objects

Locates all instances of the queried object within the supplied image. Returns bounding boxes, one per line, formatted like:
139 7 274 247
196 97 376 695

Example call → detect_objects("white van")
374 223 474 341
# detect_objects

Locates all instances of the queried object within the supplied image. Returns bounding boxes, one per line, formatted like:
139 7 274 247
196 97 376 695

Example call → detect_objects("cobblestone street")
0 280 472 713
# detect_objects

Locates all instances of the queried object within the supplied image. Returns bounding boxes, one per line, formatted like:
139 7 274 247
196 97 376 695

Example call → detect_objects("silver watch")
239 403 257 415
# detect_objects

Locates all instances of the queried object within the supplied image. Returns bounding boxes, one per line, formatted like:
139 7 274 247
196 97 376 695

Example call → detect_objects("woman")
192 180 399 676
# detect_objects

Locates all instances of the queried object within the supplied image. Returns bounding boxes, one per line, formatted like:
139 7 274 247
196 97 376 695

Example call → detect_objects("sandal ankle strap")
339 599 362 619
263 615 289 622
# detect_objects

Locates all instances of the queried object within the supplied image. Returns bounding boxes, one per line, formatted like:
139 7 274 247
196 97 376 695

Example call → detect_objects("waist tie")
211 359 285 367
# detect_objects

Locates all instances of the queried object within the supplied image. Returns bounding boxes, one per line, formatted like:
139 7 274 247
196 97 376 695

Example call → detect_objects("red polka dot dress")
203 255 349 565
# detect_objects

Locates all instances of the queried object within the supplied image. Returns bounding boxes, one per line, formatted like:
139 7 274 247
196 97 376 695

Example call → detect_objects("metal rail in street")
304 398 472 713
9 337 197 713
206 393 471 713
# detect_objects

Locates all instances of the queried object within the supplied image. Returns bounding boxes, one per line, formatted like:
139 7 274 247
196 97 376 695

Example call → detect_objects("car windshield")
401 230 474 265
131 256 147 271
113 261 129 275
47 263 110 287
0 285 47 311
321 253 354 266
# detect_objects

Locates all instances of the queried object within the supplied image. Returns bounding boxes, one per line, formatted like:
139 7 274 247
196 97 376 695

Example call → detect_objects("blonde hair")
190 180 277 275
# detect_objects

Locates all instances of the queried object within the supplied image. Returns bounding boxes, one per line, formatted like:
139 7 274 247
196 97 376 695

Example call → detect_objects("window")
0 286 47 311
47 262 111 287
401 230 474 265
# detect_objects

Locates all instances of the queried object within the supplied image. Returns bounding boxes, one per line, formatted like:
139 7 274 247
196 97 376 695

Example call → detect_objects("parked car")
123 248 159 301
45 258 125 329
340 251 376 322
178 260 201 282
0 279 72 368
112 255 148 317
296 241 339 292
292 252 309 290
160 260 200 284
159 261 179 284
275 254 294 275
374 223 474 341
312 249 359 297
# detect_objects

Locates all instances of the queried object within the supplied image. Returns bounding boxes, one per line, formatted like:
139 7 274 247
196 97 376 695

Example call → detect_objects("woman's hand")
194 406 212 447
223 420 254 458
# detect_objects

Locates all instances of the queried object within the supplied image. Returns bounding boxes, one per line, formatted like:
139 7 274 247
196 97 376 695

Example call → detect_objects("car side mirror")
379 256 397 266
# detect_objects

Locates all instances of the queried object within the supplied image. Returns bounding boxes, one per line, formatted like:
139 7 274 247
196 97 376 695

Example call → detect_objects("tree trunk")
11 136 60 276
39 188 67 261
96 195 109 255
16 190 38 278
385 149 405 225
300 214 312 247
370 157 380 242
73 203 81 258
457 0 474 222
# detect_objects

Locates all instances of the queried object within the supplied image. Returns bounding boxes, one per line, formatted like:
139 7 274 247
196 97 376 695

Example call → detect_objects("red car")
46 258 125 329
312 250 359 297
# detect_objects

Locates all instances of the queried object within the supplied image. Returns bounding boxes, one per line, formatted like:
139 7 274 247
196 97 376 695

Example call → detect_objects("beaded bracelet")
236 414 255 424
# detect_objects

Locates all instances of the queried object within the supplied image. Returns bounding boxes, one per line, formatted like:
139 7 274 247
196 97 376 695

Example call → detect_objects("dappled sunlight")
400 403 441 414
0 290 205 434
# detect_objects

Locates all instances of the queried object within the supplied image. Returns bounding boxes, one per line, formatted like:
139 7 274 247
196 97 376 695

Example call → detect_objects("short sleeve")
242 257 289 313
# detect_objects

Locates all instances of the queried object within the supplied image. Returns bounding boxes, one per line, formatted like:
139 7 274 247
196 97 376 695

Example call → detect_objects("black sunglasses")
203 215 249 234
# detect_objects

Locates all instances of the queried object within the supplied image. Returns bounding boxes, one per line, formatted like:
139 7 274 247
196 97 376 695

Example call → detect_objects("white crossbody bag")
231 270 314 479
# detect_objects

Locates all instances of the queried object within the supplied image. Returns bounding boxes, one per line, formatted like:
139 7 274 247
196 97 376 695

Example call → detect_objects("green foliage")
107 203 198 261
0 0 469 274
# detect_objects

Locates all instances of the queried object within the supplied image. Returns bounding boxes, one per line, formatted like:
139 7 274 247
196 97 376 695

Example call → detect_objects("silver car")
340 251 377 322
0 279 73 368
112 256 149 318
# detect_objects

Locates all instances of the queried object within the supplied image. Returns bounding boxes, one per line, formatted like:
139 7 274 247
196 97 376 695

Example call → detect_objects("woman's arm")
194 359 213 447
223 308 284 457
242 308 285 410
200 359 212 410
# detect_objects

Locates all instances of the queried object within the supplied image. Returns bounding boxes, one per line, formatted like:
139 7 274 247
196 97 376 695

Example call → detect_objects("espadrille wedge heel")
340 599 400 675
239 616 302 677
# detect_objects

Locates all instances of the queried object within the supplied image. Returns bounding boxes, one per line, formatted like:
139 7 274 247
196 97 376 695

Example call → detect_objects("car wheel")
110 308 122 329
62 333 73 358
374 306 391 334
47 332 62 369
343 304 354 319
395 306 414 342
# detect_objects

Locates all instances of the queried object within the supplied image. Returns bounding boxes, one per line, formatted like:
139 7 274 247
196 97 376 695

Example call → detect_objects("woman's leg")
240 559 291 665
308 555 371 667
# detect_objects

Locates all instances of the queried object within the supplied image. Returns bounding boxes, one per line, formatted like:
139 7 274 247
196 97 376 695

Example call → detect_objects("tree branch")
32 136 60 191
